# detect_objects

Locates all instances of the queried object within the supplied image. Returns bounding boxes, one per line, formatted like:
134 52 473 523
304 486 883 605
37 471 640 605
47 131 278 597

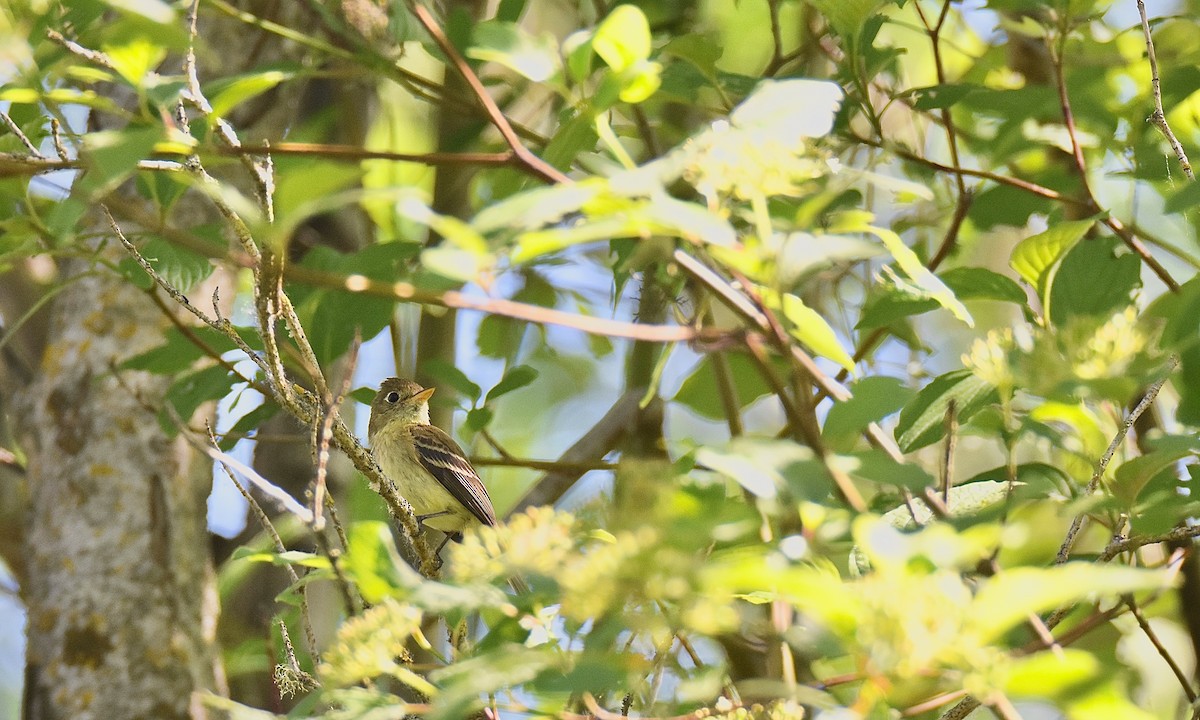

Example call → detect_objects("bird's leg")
414 508 454 526
431 531 463 570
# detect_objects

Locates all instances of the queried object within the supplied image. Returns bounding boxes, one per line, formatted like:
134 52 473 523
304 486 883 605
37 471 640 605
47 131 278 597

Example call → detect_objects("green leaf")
541 110 599 170
1005 650 1099 698
469 21 558 82
823 376 914 438
428 646 554 720
855 222 972 326
349 387 376 405
207 67 296 119
422 359 482 402
1048 238 1141 325
908 83 980 111
1111 434 1200 506
218 401 279 451
968 564 1165 643
122 237 213 292
231 547 330 569
674 352 777 420
1009 220 1094 319
121 328 206 373
857 267 1027 329
895 370 998 453
1165 181 1200 214
79 126 162 196
513 216 632 263
593 5 651 73
940 266 1029 304
465 406 493 431
290 244 412 368
486 365 538 402
161 365 235 435
616 60 662 103
343 521 421 603
102 34 168 86
834 450 934 491
806 0 885 43
880 480 1012 529
781 293 854 372
696 438 816 501
472 182 602 234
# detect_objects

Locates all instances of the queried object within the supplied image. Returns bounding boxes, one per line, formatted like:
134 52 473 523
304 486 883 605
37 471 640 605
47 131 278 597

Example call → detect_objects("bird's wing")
408 424 497 526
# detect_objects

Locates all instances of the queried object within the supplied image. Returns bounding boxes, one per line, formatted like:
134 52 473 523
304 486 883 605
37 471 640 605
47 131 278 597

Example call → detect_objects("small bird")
368 377 498 554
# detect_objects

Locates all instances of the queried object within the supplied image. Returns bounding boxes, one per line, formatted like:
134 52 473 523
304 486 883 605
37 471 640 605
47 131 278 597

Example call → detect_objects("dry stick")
144 289 270 395
46 29 117 70
914 0 966 197
1055 355 1179 564
940 399 957 503
901 690 969 717
105 208 273 383
1137 0 1195 181
1102 524 1200 561
1 110 43 157
210 434 319 665
49 118 69 161
287 264 712 343
184 0 273 208
1126 594 1199 704
1048 36 1180 292
226 141 515 168
312 334 360 533
409 3 569 186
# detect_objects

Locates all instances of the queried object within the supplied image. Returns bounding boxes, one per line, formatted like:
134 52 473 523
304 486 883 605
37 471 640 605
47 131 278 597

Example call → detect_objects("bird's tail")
508 574 531 595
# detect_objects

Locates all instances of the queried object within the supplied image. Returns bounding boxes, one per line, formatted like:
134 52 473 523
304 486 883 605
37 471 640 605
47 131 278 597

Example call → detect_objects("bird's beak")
413 387 436 404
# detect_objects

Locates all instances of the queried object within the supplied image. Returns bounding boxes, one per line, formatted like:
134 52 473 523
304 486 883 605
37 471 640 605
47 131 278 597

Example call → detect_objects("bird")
368 378 497 555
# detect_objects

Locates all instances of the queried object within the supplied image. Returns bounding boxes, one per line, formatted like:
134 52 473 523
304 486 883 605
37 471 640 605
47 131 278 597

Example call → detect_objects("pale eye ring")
385 391 400 403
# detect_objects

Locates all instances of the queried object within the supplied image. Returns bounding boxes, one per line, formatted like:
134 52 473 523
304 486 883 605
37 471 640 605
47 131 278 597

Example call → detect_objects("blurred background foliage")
3 0 1200 718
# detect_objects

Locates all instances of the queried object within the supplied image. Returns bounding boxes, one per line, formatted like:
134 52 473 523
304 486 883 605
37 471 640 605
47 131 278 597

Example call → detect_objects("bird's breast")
372 428 475 533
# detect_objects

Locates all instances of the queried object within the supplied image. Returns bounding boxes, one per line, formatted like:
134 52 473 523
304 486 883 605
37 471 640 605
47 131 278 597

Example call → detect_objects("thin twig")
1046 35 1180 291
286 264 713 343
902 690 969 717
210 427 318 661
1 111 43 157
409 3 568 185
227 141 516 167
46 29 117 71
1056 355 1179 564
1126 594 1198 704
312 334 360 532
104 208 272 381
940 400 957 503
1137 0 1194 181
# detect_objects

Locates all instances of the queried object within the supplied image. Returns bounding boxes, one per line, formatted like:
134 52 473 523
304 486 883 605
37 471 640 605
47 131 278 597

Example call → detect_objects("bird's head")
368 378 434 438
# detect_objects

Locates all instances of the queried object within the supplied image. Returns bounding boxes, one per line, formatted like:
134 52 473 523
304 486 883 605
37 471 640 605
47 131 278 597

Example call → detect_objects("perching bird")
368 377 497 554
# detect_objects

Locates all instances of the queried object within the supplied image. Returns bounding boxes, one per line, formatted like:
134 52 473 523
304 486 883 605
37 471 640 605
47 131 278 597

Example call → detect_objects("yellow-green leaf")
782 293 855 372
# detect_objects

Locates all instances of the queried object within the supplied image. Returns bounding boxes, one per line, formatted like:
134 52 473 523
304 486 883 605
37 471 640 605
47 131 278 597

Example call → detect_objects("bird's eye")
385 391 400 403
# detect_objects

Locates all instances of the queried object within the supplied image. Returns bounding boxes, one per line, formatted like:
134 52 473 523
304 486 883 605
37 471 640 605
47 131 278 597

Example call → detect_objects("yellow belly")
373 435 477 534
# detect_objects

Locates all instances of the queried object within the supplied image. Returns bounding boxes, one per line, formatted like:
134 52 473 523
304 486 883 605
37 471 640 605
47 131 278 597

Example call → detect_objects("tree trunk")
19 265 217 720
